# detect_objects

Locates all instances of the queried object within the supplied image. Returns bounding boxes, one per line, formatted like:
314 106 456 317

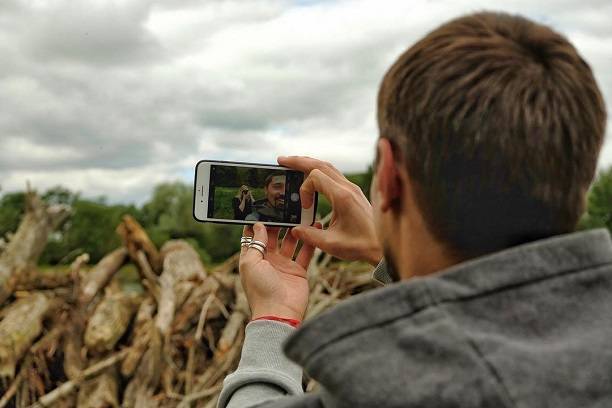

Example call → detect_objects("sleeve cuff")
217 320 303 408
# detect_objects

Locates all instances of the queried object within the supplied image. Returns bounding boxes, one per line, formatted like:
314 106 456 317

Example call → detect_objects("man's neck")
393 214 463 280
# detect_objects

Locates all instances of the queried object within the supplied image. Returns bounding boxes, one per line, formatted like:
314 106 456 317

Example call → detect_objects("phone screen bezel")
192 159 318 227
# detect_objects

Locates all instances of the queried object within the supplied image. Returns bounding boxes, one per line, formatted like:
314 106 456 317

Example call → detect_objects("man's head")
371 12 606 279
264 173 286 209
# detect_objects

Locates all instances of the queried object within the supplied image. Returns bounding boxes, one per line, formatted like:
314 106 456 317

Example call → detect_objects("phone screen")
207 164 305 224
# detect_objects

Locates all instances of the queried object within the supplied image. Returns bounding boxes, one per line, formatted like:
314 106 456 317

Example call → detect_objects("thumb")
292 223 326 248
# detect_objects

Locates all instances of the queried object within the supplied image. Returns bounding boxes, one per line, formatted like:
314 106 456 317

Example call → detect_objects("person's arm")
245 212 258 221
217 320 303 408
220 156 385 407
218 259 392 408
219 223 320 407
239 195 247 212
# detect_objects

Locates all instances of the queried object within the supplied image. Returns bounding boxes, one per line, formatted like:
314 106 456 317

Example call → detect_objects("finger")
295 222 323 269
278 156 345 182
267 227 282 252
291 223 328 251
245 223 268 262
300 168 348 209
240 225 254 257
280 228 299 258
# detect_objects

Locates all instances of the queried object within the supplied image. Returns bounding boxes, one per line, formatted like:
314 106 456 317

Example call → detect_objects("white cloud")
1 0 610 204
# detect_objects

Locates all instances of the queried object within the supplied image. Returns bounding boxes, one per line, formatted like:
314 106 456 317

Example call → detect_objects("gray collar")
283 228 612 366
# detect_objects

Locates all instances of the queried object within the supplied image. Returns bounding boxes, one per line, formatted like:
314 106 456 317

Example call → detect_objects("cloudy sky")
1 0 610 204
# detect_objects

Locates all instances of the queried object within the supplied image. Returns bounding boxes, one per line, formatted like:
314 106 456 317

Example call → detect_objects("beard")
273 195 285 208
383 245 401 282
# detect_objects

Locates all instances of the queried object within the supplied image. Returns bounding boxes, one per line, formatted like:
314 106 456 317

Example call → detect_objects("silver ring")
248 243 266 256
241 236 253 243
250 240 266 249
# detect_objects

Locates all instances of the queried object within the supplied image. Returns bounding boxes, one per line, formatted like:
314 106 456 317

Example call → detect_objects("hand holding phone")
279 156 383 266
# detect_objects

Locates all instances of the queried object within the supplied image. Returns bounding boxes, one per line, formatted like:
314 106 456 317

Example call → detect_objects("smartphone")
193 160 318 227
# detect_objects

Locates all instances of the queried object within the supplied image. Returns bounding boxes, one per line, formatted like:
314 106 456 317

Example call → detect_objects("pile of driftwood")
0 192 378 407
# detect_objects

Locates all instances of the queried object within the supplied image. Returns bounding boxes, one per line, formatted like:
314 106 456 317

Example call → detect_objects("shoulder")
245 212 259 221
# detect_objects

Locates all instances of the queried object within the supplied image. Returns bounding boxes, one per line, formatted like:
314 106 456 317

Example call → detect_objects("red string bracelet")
251 315 301 328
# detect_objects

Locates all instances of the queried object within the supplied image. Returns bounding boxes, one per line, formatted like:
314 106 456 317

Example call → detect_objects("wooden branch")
171 276 220 333
63 324 84 382
79 248 127 305
121 297 156 377
122 327 162 408
28 349 128 408
210 253 239 276
116 215 162 274
185 294 215 394
197 329 244 390
84 291 139 355
76 358 119 408
0 358 26 408
216 279 248 356
176 385 221 408
135 250 160 301
0 293 50 379
0 192 70 305
156 241 207 337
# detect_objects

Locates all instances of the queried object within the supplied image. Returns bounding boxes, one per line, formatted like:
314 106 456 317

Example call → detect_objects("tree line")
0 165 609 267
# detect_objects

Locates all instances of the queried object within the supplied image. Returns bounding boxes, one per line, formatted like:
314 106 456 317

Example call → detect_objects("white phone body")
193 160 317 227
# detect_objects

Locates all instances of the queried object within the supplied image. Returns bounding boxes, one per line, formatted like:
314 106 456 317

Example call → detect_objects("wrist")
251 315 301 328
251 305 304 322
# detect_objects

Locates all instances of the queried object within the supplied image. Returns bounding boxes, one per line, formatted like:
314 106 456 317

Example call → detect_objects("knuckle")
351 184 364 195
336 188 352 203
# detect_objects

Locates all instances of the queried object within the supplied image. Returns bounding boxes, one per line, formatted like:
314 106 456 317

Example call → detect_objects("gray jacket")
219 228 612 407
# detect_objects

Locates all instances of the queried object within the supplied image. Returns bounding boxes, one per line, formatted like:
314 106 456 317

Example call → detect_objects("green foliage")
0 192 25 239
213 165 278 188
579 166 612 233
346 165 374 199
41 199 141 264
0 169 374 267
141 182 244 263
42 185 80 206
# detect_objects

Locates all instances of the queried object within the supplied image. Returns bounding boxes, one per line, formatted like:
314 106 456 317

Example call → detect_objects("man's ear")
376 138 401 212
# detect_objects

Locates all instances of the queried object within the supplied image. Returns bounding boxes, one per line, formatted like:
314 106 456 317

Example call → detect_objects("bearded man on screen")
246 174 286 223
